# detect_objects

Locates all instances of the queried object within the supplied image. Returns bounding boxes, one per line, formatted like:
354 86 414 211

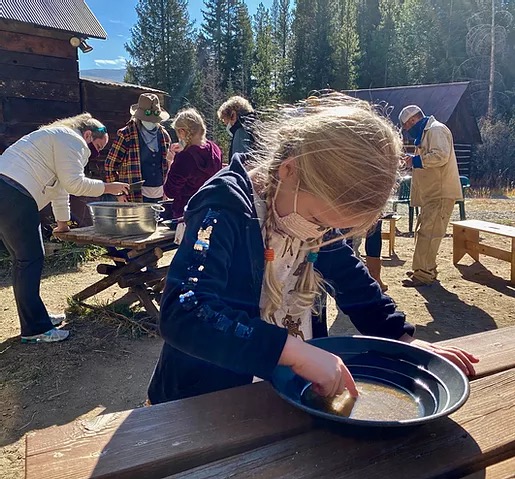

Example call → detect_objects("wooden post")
511 238 515 285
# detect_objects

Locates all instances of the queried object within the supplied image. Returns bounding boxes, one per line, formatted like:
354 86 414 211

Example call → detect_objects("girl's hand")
279 335 358 397
399 334 479 376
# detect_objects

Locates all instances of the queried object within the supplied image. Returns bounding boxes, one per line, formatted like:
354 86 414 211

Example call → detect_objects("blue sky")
80 0 273 70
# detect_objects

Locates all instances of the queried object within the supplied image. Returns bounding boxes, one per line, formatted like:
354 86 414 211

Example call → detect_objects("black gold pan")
271 335 470 427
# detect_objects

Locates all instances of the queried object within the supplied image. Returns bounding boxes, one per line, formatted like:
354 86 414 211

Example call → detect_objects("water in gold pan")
303 380 422 421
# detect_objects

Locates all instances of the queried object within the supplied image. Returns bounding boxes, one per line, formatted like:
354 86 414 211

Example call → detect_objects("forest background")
123 0 515 188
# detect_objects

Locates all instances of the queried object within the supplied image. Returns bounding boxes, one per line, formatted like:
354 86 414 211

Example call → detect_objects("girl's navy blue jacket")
148 155 415 404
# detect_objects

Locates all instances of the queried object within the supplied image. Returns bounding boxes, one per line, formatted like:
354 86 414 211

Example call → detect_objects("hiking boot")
49 313 66 326
21 328 70 344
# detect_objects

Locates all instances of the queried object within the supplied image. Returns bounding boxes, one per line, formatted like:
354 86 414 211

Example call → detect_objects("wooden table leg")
131 285 160 318
73 247 163 302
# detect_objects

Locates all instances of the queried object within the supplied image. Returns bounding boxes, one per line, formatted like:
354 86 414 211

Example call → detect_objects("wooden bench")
452 220 515 285
25 326 515 479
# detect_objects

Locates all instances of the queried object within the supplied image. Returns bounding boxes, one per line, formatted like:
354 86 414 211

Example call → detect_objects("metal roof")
345 82 481 144
80 76 169 95
0 0 107 39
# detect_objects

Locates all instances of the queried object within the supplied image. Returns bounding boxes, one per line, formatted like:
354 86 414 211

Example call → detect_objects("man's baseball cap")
398 105 424 125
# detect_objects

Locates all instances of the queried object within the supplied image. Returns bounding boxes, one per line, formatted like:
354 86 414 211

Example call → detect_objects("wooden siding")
0 20 80 152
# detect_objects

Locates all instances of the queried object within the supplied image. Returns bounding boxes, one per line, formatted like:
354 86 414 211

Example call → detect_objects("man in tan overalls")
399 105 462 287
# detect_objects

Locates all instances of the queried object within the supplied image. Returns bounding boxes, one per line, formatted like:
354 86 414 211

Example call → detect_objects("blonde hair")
253 92 402 323
40 113 107 139
172 108 206 147
217 96 254 121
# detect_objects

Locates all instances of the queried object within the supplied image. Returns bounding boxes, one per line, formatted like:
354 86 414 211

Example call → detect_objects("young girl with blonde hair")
163 108 222 219
148 94 477 403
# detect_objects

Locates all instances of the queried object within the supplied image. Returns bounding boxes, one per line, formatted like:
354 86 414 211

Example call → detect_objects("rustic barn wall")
0 19 81 152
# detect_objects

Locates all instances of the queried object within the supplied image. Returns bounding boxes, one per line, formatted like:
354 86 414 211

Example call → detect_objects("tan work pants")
412 198 455 284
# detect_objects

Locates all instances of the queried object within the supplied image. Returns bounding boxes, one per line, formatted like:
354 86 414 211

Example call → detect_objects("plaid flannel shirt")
105 120 171 202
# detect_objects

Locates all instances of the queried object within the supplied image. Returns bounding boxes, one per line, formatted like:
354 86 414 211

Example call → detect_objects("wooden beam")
1 98 81 124
0 19 74 40
464 241 512 263
0 30 76 59
0 79 80 102
0 49 76 71
0 64 78 84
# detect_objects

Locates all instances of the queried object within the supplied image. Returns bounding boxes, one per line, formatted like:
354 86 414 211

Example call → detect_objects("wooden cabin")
0 1 169 231
0 0 107 151
345 82 482 177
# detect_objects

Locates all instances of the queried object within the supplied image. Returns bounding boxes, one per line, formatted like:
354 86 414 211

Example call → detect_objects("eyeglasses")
144 109 161 117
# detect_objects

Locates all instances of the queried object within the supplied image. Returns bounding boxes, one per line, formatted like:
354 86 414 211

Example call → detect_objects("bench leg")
389 219 396 256
511 239 515 285
453 226 479 265
409 207 414 233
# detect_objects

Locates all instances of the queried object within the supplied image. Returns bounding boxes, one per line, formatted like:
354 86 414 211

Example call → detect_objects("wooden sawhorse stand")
451 219 515 285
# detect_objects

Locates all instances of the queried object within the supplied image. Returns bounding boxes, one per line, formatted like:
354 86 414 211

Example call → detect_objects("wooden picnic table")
54 226 177 318
25 325 515 478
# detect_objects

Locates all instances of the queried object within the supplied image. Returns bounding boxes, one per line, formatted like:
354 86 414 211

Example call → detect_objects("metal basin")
271 335 470 428
88 202 164 236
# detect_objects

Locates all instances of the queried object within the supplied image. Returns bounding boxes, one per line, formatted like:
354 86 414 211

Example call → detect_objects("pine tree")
252 3 275 107
332 0 359 90
291 0 318 97
271 0 292 99
125 0 195 112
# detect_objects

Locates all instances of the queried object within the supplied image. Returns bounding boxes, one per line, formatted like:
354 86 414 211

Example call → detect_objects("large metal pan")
88 202 164 236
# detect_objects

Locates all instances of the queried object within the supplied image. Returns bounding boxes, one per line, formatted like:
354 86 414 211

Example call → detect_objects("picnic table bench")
452 220 515 285
25 325 515 478
54 226 177 318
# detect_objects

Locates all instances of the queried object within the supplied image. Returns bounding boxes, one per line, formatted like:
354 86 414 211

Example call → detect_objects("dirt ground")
1 198 514 479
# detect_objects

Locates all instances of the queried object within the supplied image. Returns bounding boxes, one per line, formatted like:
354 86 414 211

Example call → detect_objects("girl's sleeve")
163 151 189 199
316 241 415 339
159 207 288 380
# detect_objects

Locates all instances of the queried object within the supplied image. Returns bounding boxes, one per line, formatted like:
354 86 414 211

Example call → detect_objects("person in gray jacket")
0 113 129 343
217 96 255 162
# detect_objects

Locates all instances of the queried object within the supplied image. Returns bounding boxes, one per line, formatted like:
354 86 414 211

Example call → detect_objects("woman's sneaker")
21 328 70 344
49 313 66 326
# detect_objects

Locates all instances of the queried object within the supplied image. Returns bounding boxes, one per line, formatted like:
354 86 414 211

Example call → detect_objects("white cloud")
94 56 127 67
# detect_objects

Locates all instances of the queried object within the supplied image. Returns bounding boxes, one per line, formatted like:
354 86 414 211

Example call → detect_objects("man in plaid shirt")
105 93 172 202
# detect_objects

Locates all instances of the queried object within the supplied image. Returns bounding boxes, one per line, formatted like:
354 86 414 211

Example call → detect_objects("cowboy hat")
130 93 170 123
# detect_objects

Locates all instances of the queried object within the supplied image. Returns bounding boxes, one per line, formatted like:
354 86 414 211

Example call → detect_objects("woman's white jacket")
0 127 105 221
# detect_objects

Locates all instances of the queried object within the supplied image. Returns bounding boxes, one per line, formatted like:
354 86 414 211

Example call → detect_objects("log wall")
0 19 81 152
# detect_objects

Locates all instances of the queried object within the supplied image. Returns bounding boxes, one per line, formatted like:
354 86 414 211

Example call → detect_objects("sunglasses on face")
144 109 161 117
